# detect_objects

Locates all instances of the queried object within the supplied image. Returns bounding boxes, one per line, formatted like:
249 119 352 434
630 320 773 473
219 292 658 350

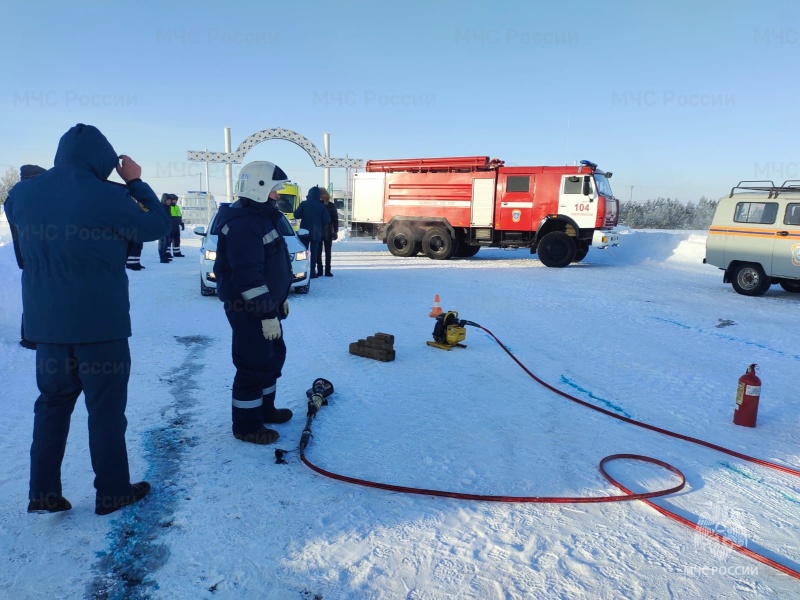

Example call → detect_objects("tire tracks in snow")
87 335 212 599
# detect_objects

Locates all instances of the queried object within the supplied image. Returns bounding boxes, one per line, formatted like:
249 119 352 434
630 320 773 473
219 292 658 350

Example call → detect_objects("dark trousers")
31 340 133 502
318 237 332 275
159 235 171 259
126 242 143 266
224 306 286 434
308 240 321 277
170 222 182 255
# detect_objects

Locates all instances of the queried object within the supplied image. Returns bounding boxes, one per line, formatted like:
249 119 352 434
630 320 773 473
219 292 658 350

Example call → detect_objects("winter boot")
27 495 72 514
173 252 185 257
325 270 333 277
95 481 151 515
234 427 280 445
126 263 143 271
264 408 293 424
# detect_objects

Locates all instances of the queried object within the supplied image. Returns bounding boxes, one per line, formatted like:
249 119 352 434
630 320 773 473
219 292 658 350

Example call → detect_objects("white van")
704 181 800 295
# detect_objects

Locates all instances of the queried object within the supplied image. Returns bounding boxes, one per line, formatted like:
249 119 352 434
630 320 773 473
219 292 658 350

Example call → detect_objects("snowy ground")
0 217 798 599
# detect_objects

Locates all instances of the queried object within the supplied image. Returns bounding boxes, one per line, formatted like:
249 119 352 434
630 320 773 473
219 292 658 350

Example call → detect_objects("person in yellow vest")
168 194 185 257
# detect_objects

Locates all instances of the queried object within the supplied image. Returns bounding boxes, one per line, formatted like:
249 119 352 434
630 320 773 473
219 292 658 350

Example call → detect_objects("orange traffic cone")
429 294 443 318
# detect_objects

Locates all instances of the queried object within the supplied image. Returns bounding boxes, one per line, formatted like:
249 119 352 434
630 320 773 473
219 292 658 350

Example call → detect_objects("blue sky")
1 0 797 203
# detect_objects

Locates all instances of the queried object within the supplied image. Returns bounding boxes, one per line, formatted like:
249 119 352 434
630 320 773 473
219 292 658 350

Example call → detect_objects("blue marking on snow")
721 461 800 506
650 317 800 361
88 335 211 599
559 376 632 418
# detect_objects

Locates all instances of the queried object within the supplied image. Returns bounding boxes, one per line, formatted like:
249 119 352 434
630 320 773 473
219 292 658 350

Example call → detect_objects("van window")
734 202 778 224
784 203 800 226
506 176 530 193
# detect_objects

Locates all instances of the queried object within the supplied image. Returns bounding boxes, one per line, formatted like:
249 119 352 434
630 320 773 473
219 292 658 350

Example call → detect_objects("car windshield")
275 214 295 237
594 174 614 197
276 194 296 214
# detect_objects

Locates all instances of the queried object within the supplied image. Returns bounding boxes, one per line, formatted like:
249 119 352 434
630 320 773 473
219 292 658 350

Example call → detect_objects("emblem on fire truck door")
512 210 521 222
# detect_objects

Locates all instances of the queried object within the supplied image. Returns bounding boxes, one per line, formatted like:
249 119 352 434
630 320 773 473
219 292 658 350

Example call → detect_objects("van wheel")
731 263 771 296
200 276 216 296
537 232 576 268
423 226 458 260
387 224 419 257
779 280 800 293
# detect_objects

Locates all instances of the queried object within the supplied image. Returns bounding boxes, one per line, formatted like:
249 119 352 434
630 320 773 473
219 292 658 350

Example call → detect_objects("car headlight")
204 250 217 261
294 250 307 262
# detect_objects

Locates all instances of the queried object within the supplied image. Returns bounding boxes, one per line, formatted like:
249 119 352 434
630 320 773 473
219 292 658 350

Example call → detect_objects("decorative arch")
187 127 363 168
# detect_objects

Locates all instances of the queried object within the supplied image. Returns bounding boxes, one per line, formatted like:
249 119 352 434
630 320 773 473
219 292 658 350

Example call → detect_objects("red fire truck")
350 156 620 267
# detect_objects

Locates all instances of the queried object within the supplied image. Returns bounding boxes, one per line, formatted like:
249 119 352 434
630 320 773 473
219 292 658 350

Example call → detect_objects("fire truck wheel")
572 244 589 263
423 226 458 260
455 244 480 258
537 232 577 268
387 224 420 257
730 263 771 296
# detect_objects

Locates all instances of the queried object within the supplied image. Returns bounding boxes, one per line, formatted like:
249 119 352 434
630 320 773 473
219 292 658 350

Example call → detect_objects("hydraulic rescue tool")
275 377 334 464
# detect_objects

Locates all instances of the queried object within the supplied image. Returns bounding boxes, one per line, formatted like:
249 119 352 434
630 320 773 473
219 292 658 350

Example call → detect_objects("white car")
194 202 311 296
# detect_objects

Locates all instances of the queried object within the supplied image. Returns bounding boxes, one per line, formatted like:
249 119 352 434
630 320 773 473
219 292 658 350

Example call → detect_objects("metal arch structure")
187 127 363 168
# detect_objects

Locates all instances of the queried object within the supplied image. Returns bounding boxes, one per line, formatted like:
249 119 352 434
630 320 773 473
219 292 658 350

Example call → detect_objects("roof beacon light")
579 160 598 170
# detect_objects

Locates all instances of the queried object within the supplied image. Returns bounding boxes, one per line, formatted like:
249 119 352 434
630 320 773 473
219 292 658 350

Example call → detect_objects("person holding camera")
5 124 170 515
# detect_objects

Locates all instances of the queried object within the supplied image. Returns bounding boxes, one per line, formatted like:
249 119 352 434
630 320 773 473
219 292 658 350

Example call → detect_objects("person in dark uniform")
213 161 294 445
5 124 170 515
168 194 185 257
293 186 330 278
9 164 47 349
158 193 173 263
318 188 339 277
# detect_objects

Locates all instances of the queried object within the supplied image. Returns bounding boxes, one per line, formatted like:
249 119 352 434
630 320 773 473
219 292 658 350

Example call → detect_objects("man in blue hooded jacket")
5 124 171 515
214 161 294 445
293 186 330 279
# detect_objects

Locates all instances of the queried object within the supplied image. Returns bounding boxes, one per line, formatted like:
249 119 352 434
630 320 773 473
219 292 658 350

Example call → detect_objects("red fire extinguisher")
733 364 761 427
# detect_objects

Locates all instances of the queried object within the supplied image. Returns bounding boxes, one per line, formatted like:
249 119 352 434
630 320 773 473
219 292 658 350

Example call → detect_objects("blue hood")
53 124 118 180
306 186 321 202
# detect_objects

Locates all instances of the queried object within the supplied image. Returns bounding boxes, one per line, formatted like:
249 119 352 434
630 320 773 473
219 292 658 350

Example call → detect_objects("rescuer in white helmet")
213 161 294 445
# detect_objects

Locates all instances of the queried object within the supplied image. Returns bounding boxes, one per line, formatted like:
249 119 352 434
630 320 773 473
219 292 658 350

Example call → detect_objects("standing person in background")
9 164 47 349
293 186 330 278
318 188 338 277
168 194 185 257
5 123 170 515
158 193 173 263
213 161 294 445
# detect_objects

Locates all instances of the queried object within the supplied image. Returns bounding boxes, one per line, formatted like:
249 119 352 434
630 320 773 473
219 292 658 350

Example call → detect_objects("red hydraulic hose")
301 323 800 580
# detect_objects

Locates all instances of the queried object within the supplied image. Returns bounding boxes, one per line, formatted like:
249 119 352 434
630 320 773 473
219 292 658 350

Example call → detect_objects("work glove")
280 300 289 319
180 222 185 231
261 317 281 340
333 231 338 240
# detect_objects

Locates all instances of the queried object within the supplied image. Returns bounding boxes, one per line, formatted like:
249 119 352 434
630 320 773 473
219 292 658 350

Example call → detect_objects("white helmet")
236 161 288 203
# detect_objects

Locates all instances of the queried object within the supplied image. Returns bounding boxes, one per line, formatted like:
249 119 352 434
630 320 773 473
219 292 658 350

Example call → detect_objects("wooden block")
349 342 395 362
363 337 394 350
373 332 395 345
